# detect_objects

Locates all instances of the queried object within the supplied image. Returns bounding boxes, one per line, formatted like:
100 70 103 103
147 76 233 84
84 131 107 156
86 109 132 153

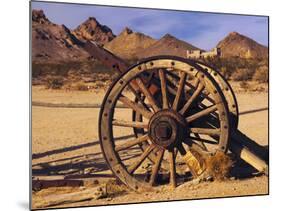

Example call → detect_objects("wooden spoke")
190 127 221 136
182 140 211 156
115 134 135 141
185 80 215 106
172 72 187 111
186 104 217 123
159 69 169 109
128 144 155 174
174 148 179 159
112 119 148 129
149 148 165 186
186 135 218 145
165 72 178 86
186 78 199 91
193 133 208 150
136 78 160 112
177 143 187 155
115 134 149 152
168 150 176 188
180 83 205 115
145 71 155 86
127 85 151 111
119 95 153 119
151 73 177 97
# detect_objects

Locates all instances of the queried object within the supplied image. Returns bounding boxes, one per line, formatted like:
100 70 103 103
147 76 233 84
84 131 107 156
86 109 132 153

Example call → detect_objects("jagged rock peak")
32 10 51 24
74 16 115 45
120 27 133 35
77 17 111 32
161 33 175 39
229 31 240 36
217 31 268 58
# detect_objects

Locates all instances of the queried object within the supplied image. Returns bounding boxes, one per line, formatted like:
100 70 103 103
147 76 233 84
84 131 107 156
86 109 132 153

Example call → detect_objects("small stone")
106 197 112 201
93 179 99 185
191 178 201 185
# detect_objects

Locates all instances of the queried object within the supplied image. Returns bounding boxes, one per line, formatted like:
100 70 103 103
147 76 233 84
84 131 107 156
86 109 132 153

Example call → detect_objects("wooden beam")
33 185 107 208
230 131 268 175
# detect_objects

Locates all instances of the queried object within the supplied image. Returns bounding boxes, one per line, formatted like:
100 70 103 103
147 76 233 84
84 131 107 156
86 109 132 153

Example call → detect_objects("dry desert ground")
31 82 268 209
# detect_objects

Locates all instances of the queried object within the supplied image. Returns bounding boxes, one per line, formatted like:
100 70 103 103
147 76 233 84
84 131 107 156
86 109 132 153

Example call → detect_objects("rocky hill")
137 33 200 59
32 9 268 64
32 10 89 63
32 10 115 63
217 32 268 59
104 27 156 60
73 17 115 45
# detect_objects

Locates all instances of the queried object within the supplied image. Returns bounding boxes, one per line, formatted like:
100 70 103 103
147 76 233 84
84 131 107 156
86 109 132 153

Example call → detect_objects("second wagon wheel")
195 61 239 129
99 56 231 191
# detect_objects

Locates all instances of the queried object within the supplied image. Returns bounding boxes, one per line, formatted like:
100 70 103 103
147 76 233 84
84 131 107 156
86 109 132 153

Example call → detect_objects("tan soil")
31 82 268 209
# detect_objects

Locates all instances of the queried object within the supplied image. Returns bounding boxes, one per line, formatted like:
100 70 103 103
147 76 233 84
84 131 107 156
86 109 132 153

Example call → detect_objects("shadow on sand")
32 107 268 186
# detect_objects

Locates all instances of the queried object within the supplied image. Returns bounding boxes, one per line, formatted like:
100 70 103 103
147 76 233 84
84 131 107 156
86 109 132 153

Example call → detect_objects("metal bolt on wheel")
99 56 231 191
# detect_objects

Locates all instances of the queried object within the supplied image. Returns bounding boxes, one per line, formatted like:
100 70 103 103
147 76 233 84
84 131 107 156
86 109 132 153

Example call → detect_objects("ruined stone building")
186 47 221 59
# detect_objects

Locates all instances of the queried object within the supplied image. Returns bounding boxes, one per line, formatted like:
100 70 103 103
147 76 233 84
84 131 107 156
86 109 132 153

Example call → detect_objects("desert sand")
31 83 268 209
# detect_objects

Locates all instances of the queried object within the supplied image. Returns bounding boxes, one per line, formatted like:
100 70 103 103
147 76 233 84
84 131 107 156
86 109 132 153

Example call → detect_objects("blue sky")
31 1 268 50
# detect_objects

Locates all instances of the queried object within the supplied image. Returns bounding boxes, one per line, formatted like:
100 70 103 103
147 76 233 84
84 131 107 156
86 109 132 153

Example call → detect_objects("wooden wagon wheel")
99 56 231 191
133 60 239 161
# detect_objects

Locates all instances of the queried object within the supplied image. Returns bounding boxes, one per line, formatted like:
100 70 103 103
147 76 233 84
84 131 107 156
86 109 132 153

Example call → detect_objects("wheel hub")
154 122 172 139
148 110 187 149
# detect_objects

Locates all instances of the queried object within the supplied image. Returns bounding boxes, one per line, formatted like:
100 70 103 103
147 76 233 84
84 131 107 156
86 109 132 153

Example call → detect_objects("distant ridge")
217 31 268 59
32 10 268 64
104 27 157 60
137 33 200 59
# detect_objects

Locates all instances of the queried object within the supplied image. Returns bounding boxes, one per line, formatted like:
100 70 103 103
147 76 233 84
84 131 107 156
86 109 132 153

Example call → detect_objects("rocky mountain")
217 32 268 59
74 17 115 45
104 27 156 60
32 10 89 63
137 33 200 59
32 9 268 64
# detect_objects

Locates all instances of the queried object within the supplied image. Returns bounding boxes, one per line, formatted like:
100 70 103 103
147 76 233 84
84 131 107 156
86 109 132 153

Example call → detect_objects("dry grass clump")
205 151 233 180
105 179 128 197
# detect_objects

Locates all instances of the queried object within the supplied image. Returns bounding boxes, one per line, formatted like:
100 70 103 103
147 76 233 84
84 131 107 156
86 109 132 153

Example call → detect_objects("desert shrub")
46 76 64 89
231 68 255 81
126 56 140 65
220 67 232 80
200 57 265 81
90 61 114 74
75 82 89 91
32 60 114 79
252 65 269 83
239 81 250 89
